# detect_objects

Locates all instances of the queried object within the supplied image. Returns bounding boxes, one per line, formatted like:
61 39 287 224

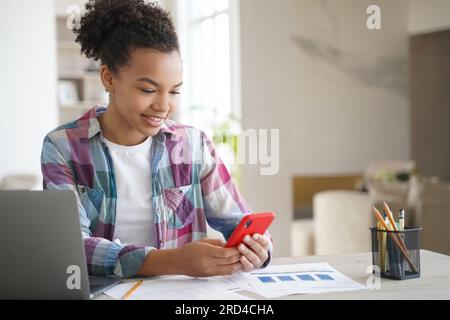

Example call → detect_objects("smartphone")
225 212 275 248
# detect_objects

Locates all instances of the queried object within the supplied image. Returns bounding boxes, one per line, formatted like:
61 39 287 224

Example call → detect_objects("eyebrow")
136 77 183 88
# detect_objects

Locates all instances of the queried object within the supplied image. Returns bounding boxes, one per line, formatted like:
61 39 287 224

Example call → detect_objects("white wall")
54 0 86 16
240 0 294 257
0 0 57 181
239 0 412 256
290 0 411 176
408 0 450 34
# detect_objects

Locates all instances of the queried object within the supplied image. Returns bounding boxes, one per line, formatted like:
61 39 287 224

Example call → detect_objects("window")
175 0 241 137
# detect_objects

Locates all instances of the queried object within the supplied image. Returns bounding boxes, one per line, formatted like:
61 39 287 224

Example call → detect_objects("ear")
100 64 115 94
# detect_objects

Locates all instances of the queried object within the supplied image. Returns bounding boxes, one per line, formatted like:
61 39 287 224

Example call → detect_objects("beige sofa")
0 174 40 190
292 190 376 257
292 178 450 257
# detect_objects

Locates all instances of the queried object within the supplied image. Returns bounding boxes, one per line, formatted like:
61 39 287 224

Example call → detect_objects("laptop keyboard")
89 276 121 294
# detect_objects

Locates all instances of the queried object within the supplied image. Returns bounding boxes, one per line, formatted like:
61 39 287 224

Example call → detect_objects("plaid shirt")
41 106 271 278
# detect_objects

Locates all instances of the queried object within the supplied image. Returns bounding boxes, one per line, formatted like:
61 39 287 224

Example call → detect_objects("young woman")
41 0 272 278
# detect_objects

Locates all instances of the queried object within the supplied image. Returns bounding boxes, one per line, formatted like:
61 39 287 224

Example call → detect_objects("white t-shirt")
100 133 155 247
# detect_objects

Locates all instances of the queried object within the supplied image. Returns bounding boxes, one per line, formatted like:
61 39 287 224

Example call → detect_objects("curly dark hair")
73 0 180 73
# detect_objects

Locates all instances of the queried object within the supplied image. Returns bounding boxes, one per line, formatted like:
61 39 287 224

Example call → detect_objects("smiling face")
100 48 183 145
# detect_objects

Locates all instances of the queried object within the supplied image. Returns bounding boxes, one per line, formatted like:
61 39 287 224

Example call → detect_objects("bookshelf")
55 7 108 124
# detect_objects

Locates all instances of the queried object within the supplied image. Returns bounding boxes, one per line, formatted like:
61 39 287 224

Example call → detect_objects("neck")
99 102 147 146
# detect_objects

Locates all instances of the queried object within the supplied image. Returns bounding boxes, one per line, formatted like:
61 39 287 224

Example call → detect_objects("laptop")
0 190 122 299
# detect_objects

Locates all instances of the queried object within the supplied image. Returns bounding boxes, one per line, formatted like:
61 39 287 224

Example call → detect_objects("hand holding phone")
225 212 275 248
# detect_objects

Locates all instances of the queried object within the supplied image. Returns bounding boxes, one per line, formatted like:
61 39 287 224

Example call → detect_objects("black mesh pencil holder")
370 227 422 280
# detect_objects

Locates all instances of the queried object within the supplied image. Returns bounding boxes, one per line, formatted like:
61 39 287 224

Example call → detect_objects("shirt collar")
79 105 178 141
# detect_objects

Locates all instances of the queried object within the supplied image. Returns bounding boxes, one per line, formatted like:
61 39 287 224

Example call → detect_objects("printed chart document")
104 263 365 299
231 262 366 298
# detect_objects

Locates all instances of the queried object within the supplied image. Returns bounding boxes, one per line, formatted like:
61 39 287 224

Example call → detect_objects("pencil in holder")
370 227 422 280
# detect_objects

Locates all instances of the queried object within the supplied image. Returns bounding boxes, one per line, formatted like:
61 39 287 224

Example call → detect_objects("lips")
141 114 165 127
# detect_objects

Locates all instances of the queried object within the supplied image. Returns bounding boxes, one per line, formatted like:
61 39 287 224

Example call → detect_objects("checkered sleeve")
40 134 150 278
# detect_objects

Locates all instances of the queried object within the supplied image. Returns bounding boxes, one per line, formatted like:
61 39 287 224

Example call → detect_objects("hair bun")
73 0 179 71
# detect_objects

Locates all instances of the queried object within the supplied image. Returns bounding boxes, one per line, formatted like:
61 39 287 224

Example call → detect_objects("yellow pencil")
122 280 143 300
377 220 387 273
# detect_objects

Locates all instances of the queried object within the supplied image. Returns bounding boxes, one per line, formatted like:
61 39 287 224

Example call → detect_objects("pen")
399 209 405 231
398 208 406 276
383 214 390 272
122 280 143 300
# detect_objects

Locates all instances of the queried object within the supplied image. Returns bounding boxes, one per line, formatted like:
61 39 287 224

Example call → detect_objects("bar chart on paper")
232 262 366 298
257 272 335 284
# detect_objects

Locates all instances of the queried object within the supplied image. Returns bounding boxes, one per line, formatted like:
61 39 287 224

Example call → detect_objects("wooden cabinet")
410 30 450 181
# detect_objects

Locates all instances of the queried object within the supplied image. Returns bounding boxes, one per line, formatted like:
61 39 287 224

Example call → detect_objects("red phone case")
225 212 275 248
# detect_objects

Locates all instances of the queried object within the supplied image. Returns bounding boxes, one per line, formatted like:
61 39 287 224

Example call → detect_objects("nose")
151 93 171 114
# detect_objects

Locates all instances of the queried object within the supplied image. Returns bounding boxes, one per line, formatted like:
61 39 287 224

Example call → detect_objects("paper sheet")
104 263 365 300
104 275 252 300
232 262 366 298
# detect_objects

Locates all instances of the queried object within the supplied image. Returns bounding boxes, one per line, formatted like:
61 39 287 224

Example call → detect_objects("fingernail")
244 235 251 242
253 234 260 240
239 244 246 252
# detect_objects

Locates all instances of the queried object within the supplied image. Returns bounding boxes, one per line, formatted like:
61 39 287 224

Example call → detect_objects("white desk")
96 250 450 300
